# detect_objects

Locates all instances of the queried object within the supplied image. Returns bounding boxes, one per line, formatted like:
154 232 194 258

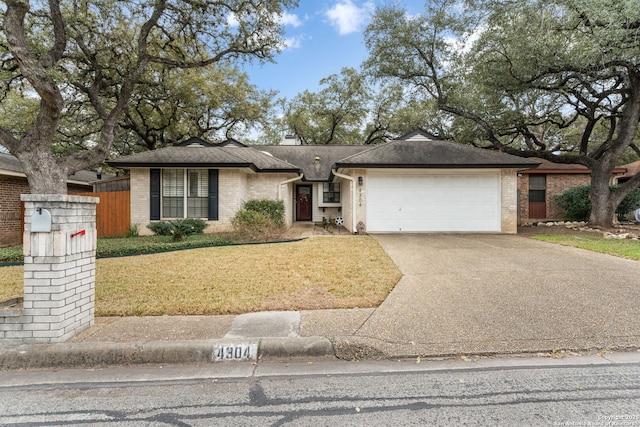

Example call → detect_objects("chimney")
281 134 299 145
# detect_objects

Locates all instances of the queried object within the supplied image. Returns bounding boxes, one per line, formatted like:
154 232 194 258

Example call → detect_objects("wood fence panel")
77 190 130 238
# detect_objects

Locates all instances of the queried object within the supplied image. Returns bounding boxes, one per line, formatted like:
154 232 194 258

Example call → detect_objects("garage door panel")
366 173 500 232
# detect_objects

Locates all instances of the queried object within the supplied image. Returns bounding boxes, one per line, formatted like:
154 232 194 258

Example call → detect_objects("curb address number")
213 344 257 362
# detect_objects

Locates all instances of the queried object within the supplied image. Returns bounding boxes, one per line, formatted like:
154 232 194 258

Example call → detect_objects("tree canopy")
274 67 441 145
0 0 296 193
364 0 640 226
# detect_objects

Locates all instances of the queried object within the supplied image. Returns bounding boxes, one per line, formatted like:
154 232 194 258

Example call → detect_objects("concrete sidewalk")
1 234 639 369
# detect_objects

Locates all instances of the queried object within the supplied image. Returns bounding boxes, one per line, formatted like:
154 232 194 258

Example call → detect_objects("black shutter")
208 169 219 220
150 169 161 220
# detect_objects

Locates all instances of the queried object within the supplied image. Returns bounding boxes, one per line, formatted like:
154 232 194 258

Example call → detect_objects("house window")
187 170 208 218
162 169 208 218
162 169 184 218
323 182 341 204
529 175 546 203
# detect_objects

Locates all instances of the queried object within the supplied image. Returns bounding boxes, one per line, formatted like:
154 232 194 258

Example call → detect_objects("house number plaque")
213 343 257 362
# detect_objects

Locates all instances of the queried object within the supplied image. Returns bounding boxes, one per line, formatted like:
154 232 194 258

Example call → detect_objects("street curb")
0 337 335 370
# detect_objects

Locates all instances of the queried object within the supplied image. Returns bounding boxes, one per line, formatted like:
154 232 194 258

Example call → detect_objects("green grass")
0 236 402 316
0 233 241 263
532 234 640 261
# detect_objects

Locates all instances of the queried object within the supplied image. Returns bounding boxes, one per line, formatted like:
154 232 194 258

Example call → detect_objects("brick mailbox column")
0 195 99 344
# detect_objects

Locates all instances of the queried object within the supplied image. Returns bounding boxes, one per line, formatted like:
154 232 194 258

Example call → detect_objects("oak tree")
0 0 296 193
365 0 640 227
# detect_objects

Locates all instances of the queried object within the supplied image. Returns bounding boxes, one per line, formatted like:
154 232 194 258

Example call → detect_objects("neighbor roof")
0 152 102 185
618 160 640 179
521 157 627 174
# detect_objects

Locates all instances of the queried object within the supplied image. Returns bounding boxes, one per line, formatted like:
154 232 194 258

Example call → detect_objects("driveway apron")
354 234 640 357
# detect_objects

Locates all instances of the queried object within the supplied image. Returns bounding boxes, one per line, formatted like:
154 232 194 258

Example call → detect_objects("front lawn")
0 236 402 316
0 233 237 263
531 234 640 261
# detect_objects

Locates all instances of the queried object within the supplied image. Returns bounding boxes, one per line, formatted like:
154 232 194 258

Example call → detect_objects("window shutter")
150 169 161 220
208 169 219 220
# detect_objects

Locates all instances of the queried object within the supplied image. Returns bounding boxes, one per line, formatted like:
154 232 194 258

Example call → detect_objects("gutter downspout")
278 173 304 200
331 168 356 234
278 173 304 226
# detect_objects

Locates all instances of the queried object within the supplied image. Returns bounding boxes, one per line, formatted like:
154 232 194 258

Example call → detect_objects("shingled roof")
255 145 370 180
108 145 300 173
335 130 540 169
108 130 540 179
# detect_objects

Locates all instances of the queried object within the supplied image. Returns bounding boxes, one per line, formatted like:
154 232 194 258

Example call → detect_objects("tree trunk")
17 149 69 194
588 171 615 228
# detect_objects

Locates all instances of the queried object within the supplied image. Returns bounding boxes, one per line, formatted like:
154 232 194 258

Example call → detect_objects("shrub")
554 185 591 221
147 221 173 236
125 224 139 238
232 199 285 240
147 219 208 241
243 199 285 226
554 185 640 221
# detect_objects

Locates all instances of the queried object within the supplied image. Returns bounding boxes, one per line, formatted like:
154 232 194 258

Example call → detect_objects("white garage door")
366 172 501 232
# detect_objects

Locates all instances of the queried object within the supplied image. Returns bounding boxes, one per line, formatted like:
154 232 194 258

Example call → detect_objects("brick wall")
517 173 591 222
546 174 591 220
0 195 98 344
0 175 92 247
0 175 29 247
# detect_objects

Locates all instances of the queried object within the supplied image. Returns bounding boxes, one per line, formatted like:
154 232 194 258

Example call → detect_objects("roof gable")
177 137 215 147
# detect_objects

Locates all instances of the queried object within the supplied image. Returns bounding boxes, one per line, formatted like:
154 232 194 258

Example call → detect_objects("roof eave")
335 163 539 169
107 161 256 170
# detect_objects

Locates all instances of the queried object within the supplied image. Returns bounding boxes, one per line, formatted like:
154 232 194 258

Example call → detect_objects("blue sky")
243 0 426 101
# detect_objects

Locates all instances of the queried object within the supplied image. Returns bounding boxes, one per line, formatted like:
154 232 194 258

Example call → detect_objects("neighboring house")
517 158 626 222
0 152 100 247
615 160 640 184
108 130 539 234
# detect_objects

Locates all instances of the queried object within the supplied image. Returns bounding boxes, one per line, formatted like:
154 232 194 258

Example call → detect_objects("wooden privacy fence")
77 190 130 238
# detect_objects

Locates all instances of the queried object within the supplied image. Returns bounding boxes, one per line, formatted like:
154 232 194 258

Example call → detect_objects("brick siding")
0 175 29 247
0 175 92 247
517 173 591 222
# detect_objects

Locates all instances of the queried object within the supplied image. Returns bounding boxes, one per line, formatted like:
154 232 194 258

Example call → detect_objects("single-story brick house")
0 152 99 247
517 158 627 222
108 130 540 234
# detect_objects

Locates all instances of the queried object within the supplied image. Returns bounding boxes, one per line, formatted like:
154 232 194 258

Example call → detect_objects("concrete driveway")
309 234 640 358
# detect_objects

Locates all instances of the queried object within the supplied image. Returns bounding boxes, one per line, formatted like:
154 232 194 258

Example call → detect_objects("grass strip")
532 234 640 261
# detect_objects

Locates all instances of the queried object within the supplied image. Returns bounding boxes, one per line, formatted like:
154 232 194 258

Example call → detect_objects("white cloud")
228 11 303 29
280 12 303 28
283 34 306 50
325 0 375 36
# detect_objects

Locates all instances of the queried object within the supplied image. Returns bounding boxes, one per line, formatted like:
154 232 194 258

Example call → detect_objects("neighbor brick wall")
0 176 91 247
517 173 591 222
0 175 29 247
546 174 591 220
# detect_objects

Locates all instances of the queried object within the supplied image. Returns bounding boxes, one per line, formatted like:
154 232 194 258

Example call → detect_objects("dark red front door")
296 186 312 221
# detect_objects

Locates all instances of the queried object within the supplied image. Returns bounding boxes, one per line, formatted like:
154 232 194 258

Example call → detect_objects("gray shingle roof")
108 146 300 172
336 135 540 169
255 145 370 180
108 130 539 180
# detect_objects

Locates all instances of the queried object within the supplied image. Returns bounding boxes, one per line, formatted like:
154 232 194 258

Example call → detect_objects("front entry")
296 185 312 221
